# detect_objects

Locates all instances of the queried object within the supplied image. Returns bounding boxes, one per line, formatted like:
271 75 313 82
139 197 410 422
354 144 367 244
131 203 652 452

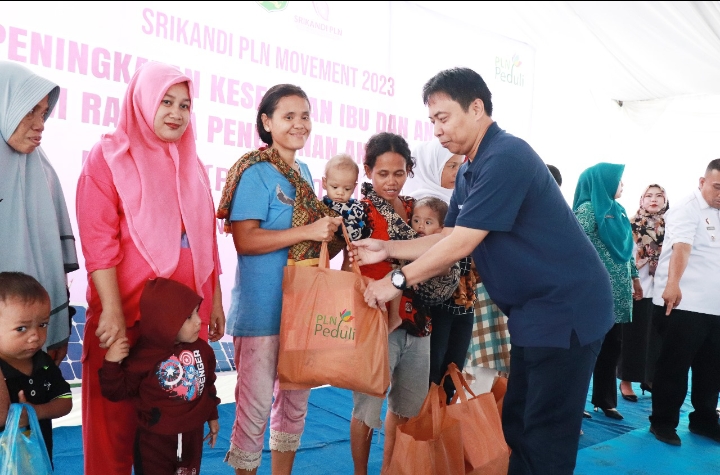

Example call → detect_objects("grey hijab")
0 61 78 348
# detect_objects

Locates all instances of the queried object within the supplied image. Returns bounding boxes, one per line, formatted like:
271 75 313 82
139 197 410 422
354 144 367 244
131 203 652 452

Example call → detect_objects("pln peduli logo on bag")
311 308 356 348
284 306 358 351
256 1 288 12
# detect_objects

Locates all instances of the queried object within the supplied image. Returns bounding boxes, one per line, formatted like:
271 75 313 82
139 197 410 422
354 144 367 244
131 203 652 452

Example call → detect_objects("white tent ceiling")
414 1 720 102
4 1 718 208
412 1 720 208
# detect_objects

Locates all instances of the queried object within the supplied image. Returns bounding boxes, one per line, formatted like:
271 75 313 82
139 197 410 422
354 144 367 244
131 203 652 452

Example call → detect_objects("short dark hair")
414 196 448 225
547 164 562 186
256 84 310 146
422 67 493 116
706 158 720 175
363 132 415 177
0 271 50 307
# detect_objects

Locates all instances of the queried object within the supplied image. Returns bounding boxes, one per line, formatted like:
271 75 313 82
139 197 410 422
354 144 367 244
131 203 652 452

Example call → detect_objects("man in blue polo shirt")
356 67 614 475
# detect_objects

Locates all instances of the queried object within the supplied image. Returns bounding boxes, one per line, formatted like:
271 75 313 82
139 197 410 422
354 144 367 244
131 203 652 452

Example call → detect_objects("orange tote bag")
491 374 508 417
384 384 466 475
277 227 390 397
437 363 510 474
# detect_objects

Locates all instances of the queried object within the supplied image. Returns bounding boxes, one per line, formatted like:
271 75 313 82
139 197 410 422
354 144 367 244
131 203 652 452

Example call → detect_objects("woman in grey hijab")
0 61 79 364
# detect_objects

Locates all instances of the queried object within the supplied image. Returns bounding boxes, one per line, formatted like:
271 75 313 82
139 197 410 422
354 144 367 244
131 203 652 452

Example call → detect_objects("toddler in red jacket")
99 277 220 475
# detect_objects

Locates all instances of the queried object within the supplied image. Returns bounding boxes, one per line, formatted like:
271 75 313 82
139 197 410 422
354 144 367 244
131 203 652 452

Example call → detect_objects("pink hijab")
100 61 215 298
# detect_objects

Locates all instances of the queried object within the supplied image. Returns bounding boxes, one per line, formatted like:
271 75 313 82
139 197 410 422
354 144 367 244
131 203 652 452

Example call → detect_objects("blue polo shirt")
446 123 613 348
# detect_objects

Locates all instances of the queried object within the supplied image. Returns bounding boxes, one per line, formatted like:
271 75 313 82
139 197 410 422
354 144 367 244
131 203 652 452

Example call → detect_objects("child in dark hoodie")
99 277 220 475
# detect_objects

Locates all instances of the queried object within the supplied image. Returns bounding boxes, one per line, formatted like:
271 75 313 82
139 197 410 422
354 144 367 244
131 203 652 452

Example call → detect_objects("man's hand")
204 419 219 448
662 282 682 316
104 337 130 363
364 276 400 310
351 239 389 267
47 342 69 366
662 242 690 316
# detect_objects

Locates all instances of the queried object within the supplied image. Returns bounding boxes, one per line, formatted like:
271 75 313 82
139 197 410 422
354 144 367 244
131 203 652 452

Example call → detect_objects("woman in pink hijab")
76 61 225 475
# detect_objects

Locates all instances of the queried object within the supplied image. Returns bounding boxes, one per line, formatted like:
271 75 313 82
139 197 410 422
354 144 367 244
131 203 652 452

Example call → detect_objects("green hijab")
573 162 633 264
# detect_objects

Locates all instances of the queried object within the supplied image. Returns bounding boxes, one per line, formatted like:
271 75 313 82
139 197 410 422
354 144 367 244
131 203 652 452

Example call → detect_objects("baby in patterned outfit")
322 153 408 329
321 154 370 267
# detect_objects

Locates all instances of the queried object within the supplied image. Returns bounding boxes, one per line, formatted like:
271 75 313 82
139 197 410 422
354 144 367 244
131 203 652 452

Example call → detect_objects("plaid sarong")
464 281 511 374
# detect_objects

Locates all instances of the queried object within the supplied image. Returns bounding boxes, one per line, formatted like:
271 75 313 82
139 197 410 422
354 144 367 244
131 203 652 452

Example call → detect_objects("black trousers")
591 322 622 410
134 426 204 475
617 297 664 384
504 331 601 475
429 306 474 401
649 306 720 430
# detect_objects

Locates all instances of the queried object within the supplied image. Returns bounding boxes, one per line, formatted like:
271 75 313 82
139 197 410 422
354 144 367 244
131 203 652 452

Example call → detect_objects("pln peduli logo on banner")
495 53 525 87
256 1 288 13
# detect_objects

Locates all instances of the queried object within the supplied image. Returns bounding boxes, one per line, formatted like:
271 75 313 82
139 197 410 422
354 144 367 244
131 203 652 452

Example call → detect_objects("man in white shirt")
649 158 720 446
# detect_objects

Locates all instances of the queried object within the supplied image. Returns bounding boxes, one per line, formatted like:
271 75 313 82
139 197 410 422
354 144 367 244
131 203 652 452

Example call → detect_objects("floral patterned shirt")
575 202 638 323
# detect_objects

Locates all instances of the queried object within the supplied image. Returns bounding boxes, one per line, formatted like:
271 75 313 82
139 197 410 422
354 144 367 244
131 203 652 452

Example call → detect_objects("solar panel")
59 306 236 384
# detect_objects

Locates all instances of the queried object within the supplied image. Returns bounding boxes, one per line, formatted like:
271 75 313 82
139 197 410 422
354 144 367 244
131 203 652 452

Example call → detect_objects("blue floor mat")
576 425 720 475
51 382 717 474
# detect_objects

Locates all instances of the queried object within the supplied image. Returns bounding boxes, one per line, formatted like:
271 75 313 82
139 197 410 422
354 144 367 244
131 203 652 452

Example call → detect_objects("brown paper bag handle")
439 363 477 405
422 382 445 435
340 222 363 277
318 223 363 281
318 220 354 270
319 241 330 269
431 384 443 435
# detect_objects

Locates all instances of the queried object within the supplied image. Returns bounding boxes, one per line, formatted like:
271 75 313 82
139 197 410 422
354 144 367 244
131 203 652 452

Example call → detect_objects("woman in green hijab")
573 163 642 420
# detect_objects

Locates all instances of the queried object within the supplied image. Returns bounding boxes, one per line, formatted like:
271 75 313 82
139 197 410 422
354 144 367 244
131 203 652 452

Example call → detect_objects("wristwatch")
390 269 407 290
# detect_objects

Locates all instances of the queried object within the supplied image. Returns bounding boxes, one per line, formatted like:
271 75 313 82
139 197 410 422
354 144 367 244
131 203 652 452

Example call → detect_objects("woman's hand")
306 216 343 242
350 239 389 266
91 268 125 348
632 278 643 300
97 305 126 349
208 278 225 342
208 301 226 342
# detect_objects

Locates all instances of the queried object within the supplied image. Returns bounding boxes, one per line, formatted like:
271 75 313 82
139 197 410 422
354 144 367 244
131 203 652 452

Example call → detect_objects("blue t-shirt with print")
226 160 313 336
446 123 613 349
